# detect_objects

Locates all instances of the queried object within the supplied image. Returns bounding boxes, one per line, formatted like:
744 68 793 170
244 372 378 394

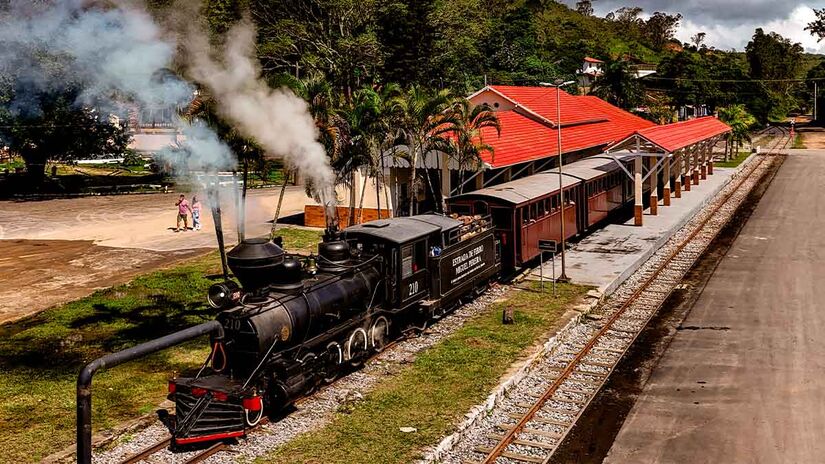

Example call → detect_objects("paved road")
604 150 825 463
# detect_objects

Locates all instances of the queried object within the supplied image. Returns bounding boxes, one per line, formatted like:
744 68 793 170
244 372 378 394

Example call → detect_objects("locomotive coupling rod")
76 321 224 464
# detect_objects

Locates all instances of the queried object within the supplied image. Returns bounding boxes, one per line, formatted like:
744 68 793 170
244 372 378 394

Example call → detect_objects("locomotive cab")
343 214 500 316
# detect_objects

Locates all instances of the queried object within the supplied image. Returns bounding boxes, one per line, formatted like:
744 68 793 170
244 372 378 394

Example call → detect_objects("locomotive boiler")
165 213 500 445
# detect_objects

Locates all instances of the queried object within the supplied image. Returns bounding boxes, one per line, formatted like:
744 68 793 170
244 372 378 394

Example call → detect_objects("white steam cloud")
0 0 192 114
184 22 335 203
160 118 235 173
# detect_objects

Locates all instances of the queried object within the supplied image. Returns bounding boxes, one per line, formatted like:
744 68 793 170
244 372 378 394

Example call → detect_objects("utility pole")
815 81 818 122
540 79 575 282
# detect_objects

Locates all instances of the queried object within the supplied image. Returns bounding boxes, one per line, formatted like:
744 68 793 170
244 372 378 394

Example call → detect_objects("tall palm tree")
344 85 400 223
389 86 458 215
273 74 349 227
448 100 501 194
718 104 757 160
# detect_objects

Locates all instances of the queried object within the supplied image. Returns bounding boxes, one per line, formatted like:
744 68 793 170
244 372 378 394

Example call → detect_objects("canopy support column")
684 146 692 192
634 155 643 226
648 155 658 216
692 144 700 185
663 153 671 206
708 138 715 175
674 149 682 198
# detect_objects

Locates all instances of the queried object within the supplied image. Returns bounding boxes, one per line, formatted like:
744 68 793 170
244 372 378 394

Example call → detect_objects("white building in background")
577 57 604 91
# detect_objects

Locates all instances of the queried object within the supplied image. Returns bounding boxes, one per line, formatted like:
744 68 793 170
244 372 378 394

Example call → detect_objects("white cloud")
677 5 825 53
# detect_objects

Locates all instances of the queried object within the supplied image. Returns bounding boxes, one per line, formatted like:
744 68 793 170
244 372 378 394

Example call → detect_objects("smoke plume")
183 21 336 205
0 0 192 115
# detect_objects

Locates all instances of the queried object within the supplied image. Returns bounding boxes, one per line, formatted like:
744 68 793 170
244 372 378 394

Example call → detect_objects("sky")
564 1 825 53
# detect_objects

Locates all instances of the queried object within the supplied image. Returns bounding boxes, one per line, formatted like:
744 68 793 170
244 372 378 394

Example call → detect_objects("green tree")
590 60 643 109
718 104 757 160
448 100 500 194
806 60 825 121
252 0 383 98
745 28 804 122
643 12 683 50
575 0 594 17
0 88 131 183
806 8 825 42
375 0 437 86
389 86 457 215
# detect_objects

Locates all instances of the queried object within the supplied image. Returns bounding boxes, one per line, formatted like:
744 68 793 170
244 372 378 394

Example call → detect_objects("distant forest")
146 0 825 124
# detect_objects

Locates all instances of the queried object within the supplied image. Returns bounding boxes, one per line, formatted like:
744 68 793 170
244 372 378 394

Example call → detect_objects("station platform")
603 149 825 463
529 163 740 296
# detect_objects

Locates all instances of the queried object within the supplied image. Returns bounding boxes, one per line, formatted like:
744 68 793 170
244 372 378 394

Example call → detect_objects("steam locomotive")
168 214 499 445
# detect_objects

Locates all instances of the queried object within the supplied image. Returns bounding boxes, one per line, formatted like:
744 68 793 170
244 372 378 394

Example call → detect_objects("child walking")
191 195 202 231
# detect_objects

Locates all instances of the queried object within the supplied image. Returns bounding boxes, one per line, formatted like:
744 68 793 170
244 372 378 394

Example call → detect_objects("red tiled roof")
469 87 655 168
488 85 609 126
634 117 731 152
584 57 604 63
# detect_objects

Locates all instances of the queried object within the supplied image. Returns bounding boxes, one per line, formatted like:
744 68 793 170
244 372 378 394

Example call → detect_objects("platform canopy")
608 116 731 154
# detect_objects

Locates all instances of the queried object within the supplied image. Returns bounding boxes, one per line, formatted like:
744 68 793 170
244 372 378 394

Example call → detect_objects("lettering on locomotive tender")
448 241 489 285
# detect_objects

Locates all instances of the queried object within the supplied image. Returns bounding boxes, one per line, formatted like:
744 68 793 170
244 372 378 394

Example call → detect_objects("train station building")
306 85 731 227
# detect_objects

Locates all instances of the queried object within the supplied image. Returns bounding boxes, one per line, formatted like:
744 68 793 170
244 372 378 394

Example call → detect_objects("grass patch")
792 134 806 149
716 150 751 168
261 282 588 464
0 228 321 462
275 227 324 254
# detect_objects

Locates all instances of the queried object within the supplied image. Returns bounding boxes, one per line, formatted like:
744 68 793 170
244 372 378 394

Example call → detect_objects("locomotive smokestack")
208 182 231 280
322 197 340 242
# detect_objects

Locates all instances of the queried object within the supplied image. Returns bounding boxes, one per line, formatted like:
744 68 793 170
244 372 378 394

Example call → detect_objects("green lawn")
261 282 588 464
716 151 752 168
0 227 321 463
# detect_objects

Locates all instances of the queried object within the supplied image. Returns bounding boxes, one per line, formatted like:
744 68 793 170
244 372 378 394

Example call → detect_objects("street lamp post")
540 79 575 282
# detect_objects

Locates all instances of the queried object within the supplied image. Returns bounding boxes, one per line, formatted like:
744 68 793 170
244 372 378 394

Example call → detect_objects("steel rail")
479 129 791 464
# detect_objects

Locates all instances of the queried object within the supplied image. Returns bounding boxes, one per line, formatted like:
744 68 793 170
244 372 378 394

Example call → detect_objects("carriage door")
400 239 429 304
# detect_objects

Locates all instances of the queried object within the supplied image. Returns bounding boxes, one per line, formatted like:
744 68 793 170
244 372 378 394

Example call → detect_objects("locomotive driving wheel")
322 341 343 384
345 328 368 368
369 316 390 352
299 352 319 394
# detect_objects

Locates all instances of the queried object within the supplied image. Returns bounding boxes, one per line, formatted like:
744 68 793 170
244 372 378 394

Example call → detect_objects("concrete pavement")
530 163 739 296
604 150 825 463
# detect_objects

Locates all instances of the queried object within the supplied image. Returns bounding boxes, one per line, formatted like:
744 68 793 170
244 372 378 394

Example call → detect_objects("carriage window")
401 242 427 278
451 204 471 215
491 208 511 229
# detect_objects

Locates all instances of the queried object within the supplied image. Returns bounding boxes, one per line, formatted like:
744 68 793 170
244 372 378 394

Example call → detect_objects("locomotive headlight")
207 281 241 309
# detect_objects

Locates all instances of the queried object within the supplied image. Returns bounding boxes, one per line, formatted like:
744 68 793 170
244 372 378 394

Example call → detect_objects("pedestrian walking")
175 194 191 232
191 195 202 231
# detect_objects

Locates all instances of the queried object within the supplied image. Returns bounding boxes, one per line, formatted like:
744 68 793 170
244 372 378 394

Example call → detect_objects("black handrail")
76 321 224 464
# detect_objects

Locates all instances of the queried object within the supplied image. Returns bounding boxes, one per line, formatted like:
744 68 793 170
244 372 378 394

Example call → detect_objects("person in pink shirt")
175 194 191 232
191 195 202 231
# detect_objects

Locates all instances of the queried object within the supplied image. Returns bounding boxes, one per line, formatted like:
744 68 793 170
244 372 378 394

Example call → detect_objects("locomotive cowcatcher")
167 213 499 445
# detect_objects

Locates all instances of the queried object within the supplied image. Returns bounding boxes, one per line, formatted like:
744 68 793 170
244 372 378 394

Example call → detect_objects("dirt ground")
796 122 825 148
0 240 205 324
0 186 316 323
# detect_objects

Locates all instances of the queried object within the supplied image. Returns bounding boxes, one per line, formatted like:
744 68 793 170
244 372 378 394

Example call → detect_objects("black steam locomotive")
168 214 499 445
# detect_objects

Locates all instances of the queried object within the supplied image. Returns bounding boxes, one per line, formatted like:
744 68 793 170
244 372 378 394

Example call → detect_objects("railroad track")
469 130 791 464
